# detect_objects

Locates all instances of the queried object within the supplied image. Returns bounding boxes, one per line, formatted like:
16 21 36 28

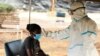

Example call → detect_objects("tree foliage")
0 3 15 13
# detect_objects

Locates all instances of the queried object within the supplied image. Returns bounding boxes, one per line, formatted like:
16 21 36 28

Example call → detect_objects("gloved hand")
41 28 53 38
41 28 47 37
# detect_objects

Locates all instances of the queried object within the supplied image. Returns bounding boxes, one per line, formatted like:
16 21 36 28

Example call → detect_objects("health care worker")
42 1 99 56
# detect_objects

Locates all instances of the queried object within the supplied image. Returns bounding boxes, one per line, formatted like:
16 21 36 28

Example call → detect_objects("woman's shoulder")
24 36 33 42
25 36 39 42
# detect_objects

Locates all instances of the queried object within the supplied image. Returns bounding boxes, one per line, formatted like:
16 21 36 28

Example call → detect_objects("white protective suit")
42 2 99 56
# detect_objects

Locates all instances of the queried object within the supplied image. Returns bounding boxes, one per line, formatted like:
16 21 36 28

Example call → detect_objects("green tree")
0 3 15 28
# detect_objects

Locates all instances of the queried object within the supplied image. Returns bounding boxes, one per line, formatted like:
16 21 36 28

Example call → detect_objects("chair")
5 40 22 56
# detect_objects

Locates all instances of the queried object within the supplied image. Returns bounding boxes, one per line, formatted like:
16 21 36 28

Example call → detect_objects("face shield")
68 7 85 15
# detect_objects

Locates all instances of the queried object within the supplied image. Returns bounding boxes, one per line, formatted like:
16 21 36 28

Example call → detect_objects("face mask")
34 34 41 40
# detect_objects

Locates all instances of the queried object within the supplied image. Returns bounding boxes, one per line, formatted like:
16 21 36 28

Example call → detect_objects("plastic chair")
5 40 21 56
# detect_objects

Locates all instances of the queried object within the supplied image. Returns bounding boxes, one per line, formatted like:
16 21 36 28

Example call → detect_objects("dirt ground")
0 29 100 56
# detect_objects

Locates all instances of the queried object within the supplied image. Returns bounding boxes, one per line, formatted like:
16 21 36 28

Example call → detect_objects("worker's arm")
42 26 70 40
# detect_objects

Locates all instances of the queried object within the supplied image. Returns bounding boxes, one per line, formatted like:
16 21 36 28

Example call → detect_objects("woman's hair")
26 23 41 33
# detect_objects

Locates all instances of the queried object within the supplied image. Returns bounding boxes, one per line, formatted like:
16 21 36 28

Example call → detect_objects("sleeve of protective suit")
42 26 70 40
81 17 97 43
81 30 97 43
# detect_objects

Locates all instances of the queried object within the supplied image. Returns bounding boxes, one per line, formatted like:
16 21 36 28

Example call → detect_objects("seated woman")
20 23 48 56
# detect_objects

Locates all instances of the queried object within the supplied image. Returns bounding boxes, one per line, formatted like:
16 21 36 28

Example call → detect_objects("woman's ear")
29 31 35 35
33 32 36 35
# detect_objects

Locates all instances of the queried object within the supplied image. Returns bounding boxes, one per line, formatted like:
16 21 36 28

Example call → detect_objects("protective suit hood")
70 2 86 20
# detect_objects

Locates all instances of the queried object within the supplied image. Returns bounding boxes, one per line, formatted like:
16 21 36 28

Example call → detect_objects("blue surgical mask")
34 34 41 40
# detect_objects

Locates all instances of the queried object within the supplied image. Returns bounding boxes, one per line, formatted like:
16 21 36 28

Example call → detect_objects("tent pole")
29 0 32 24
51 0 55 11
50 0 56 16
